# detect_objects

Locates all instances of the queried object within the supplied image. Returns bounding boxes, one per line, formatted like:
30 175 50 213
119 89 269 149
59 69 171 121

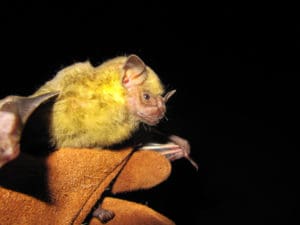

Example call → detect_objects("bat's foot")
92 206 115 223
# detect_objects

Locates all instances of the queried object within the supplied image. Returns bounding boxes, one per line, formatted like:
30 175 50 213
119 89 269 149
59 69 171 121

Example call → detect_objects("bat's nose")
157 97 166 117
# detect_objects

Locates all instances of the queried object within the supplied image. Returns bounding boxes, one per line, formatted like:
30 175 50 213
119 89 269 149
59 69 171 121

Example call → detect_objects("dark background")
1 2 299 225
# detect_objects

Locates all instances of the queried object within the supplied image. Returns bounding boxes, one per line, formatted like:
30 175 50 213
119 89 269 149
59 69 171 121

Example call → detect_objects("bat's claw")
169 135 190 158
169 135 198 170
140 135 198 170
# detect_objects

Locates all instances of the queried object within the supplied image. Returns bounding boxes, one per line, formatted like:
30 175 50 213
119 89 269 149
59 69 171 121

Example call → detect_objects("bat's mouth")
137 112 165 126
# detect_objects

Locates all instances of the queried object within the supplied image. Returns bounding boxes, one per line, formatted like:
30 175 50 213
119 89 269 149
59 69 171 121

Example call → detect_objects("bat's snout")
145 90 176 125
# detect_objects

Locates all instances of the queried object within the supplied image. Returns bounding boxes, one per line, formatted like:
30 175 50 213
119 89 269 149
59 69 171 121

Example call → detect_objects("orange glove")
0 148 174 225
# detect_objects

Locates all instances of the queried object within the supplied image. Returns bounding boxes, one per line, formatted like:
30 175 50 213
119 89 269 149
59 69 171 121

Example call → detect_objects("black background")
1 2 299 225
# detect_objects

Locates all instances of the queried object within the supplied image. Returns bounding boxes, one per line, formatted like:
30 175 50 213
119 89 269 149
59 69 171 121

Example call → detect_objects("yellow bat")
33 55 175 148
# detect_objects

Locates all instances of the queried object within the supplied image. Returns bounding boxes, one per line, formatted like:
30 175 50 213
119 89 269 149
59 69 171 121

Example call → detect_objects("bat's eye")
143 93 151 100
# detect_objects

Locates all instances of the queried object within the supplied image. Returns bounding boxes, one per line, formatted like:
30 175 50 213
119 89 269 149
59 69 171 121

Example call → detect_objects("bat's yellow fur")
34 56 164 148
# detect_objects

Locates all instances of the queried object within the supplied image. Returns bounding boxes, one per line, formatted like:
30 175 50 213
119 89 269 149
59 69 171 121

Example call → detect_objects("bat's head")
122 55 176 126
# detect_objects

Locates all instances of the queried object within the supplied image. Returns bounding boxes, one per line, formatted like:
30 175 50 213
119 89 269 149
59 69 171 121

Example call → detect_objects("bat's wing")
0 92 59 167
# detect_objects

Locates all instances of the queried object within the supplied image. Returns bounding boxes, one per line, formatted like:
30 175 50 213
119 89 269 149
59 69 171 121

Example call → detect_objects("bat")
32 54 197 165
0 54 197 222
32 54 175 148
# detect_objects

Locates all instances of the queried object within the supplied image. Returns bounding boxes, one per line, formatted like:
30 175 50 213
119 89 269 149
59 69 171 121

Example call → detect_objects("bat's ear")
17 92 59 124
122 54 147 88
